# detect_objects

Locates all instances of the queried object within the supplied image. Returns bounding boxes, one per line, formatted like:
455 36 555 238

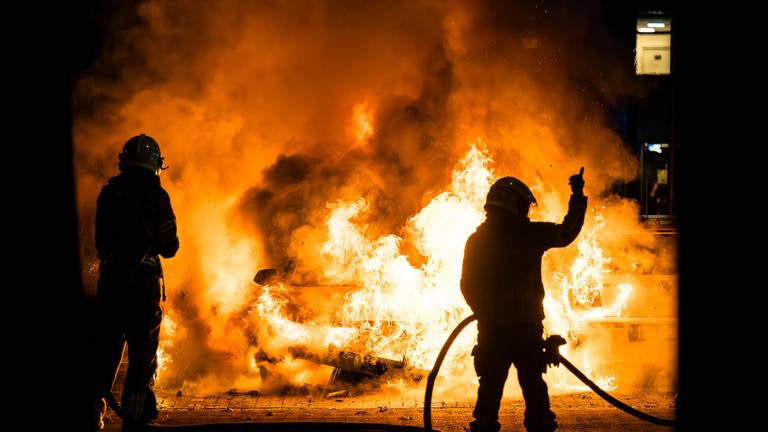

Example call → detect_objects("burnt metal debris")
289 344 425 384
254 268 279 285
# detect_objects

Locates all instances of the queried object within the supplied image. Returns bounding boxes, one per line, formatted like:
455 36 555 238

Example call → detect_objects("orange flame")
73 2 676 396
254 141 637 392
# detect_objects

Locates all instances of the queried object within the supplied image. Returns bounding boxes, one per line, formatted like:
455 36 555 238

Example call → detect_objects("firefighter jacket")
461 194 587 325
95 166 179 274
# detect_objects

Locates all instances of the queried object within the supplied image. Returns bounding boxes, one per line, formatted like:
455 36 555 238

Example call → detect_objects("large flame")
74 0 676 398
252 142 641 394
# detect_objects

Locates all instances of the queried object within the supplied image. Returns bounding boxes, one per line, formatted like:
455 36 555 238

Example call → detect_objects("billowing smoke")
74 0 673 396
239 65 460 282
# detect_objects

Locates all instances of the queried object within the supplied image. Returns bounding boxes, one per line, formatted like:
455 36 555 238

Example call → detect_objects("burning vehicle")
573 222 677 392
140 146 673 400
73 0 677 418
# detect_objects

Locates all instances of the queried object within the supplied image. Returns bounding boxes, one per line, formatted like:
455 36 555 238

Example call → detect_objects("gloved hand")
543 334 567 368
569 166 585 196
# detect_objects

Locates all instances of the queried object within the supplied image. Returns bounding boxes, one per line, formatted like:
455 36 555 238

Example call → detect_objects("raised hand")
568 166 585 196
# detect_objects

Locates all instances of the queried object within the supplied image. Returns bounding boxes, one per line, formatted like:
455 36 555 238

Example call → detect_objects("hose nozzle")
544 334 567 367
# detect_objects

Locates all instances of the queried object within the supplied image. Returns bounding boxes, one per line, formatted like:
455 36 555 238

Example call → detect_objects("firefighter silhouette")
91 134 179 430
461 169 587 432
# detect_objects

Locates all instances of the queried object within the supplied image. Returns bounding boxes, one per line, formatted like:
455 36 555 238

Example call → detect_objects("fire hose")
102 314 673 430
422 315 675 432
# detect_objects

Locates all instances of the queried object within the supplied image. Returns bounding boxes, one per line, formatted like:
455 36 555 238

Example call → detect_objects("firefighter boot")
523 409 558 432
122 391 158 431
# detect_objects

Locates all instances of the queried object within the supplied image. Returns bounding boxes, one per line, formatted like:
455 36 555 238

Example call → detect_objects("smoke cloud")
74 0 672 395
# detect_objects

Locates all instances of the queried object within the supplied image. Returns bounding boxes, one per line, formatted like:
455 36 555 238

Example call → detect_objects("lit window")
636 15 671 75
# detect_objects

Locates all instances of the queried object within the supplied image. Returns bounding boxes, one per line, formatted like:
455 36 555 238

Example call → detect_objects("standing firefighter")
461 169 587 432
91 134 179 431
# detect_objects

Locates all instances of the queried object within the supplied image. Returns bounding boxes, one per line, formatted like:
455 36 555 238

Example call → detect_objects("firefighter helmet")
118 134 166 174
485 176 537 215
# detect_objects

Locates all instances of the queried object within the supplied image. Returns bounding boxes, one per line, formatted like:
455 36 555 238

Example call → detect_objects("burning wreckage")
252 268 428 391
70 0 681 412
123 145 678 403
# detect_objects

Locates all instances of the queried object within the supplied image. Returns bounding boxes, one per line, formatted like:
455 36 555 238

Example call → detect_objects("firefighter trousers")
470 321 557 432
91 264 162 423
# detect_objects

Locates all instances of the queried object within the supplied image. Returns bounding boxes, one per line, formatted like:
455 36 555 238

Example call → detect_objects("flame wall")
74 0 675 397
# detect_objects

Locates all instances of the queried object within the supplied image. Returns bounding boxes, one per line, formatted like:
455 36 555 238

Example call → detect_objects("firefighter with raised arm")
91 134 179 431
461 168 587 432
